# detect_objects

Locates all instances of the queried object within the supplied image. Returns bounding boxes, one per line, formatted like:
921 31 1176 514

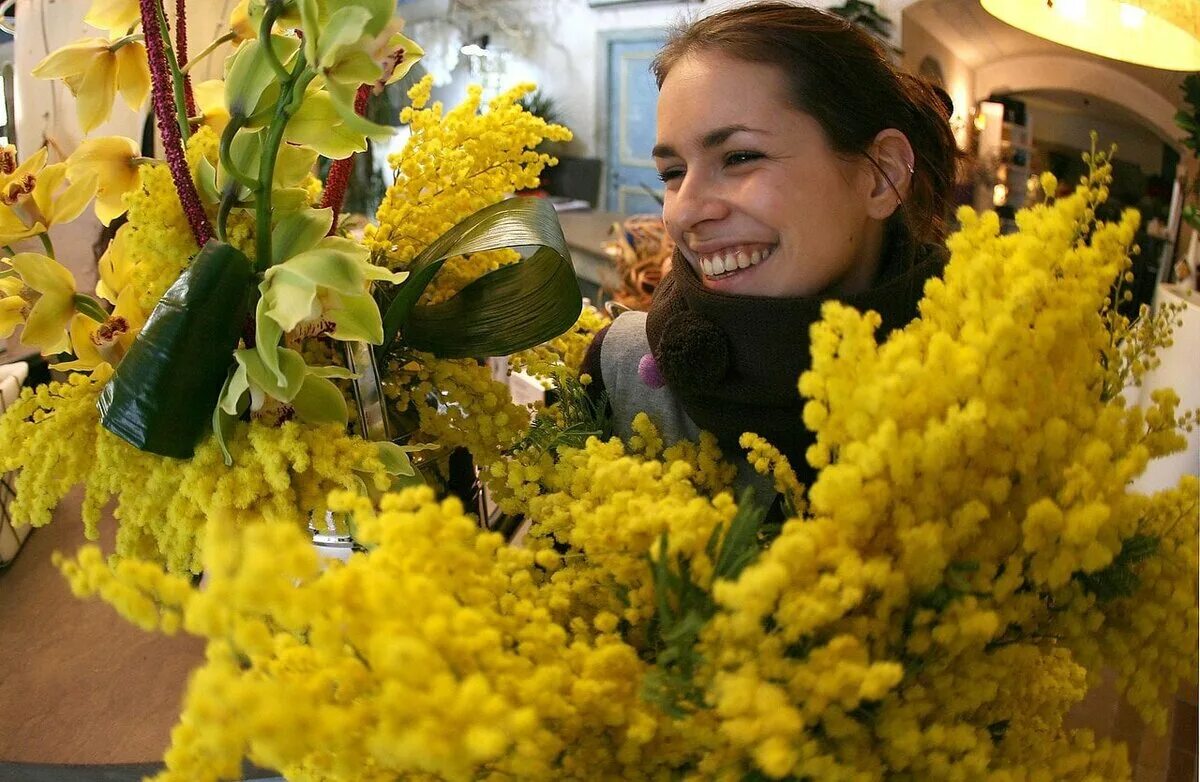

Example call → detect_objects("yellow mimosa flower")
83 0 141 37
66 136 141 225
6 253 78 354
32 37 151 133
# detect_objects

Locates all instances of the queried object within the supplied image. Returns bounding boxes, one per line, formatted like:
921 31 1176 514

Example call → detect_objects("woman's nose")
664 173 729 235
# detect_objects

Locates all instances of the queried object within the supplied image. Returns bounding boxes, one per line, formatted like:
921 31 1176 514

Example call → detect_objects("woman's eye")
657 168 683 183
725 151 764 166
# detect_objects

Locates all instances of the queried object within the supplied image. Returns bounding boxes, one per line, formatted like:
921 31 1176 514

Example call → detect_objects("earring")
907 162 915 175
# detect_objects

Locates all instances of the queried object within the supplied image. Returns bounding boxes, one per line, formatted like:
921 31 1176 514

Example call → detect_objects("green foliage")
1074 534 1159 602
98 241 253 458
642 491 769 717
377 197 582 359
511 373 610 456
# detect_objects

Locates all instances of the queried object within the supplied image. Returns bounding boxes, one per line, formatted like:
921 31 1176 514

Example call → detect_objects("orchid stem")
181 31 236 75
38 232 55 260
219 114 257 192
259 1 291 83
255 51 313 272
73 294 109 323
151 0 190 144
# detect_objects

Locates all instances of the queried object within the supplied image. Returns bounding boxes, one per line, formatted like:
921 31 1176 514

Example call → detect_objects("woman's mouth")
697 244 777 280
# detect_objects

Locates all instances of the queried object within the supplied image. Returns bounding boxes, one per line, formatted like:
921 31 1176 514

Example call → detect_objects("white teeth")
698 246 774 276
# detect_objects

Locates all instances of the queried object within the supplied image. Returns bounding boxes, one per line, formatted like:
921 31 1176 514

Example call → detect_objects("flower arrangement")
1 0 585 571
50 98 1199 782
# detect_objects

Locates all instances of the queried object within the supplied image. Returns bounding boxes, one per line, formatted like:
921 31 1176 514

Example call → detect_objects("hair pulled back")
652 1 961 246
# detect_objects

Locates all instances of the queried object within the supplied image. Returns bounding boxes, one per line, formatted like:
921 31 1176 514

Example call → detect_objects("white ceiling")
902 0 1185 106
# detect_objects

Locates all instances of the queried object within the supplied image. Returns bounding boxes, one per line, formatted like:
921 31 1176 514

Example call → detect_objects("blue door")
604 33 667 215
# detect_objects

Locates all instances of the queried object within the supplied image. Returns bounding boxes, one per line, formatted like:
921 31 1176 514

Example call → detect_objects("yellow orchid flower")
66 136 141 225
0 146 49 244
84 0 141 37
0 273 25 340
32 163 100 228
229 0 257 43
32 37 150 133
0 145 47 205
0 146 98 244
96 229 135 304
53 287 144 371
6 253 78 354
193 80 231 136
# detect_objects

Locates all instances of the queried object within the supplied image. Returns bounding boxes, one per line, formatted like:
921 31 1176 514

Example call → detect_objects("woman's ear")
865 129 916 220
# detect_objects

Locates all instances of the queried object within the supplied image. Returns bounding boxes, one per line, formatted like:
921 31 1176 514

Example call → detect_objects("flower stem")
139 0 212 246
152 0 190 144
180 31 235 75
219 114 257 192
259 1 291 83
255 52 313 272
174 0 196 118
38 232 55 260
319 84 372 235
73 293 110 323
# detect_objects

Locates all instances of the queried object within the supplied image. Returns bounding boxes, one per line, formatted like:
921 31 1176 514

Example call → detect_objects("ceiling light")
981 0 1200 71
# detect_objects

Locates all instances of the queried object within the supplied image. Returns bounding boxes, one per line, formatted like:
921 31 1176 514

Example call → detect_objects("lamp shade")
981 0 1200 71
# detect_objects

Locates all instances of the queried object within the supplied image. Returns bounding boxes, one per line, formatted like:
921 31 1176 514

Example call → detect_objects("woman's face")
654 52 882 298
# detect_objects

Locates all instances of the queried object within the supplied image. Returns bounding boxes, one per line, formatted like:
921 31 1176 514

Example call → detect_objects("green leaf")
98 241 254 458
225 35 300 118
292 373 348 424
380 196 582 358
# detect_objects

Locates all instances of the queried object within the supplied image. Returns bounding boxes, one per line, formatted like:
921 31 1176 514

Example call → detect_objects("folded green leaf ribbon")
378 196 582 359
98 241 253 458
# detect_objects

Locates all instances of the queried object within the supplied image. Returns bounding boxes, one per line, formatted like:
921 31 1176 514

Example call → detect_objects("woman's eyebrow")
652 124 768 159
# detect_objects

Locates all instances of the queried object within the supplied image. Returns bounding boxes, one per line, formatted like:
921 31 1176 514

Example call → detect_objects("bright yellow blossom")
66 136 142 224
32 37 150 133
83 0 140 36
5 252 78 354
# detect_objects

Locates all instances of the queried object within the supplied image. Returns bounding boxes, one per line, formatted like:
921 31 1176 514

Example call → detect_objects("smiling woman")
582 0 960 503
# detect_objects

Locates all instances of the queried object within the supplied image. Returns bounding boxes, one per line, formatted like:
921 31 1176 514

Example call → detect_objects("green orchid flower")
253 208 406 384
197 127 318 214
213 345 359 464
286 0 424 150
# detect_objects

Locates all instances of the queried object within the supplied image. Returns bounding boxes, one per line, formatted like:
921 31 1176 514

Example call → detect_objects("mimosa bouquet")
1 0 588 572
54 100 1200 782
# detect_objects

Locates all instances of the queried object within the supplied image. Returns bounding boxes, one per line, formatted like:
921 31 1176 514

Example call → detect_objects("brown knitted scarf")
645 236 947 485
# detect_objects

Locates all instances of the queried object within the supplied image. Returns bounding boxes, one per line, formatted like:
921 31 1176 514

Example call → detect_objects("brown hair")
651 1 962 247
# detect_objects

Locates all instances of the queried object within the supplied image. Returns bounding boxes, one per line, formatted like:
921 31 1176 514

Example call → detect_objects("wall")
397 0 866 158
1021 99 1166 175
900 15 972 146
6 0 233 358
